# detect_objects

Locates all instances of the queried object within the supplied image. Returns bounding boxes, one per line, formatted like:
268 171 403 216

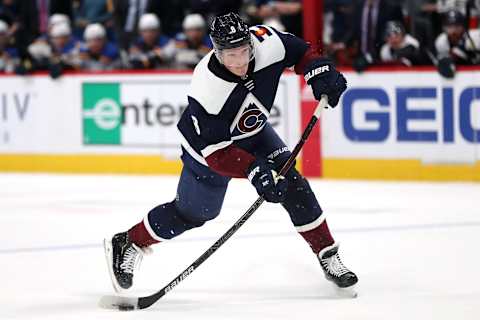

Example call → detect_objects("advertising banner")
1 70 478 180
319 70 480 180
0 72 301 173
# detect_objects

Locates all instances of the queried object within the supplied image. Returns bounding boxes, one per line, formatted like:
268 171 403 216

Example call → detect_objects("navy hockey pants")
144 124 323 240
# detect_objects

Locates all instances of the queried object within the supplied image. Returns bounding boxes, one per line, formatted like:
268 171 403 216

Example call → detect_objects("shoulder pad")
249 25 286 72
435 33 450 51
188 52 237 115
404 34 419 48
380 44 392 61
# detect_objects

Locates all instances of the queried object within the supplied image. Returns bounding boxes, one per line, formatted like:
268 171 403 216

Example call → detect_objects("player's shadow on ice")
142 288 350 312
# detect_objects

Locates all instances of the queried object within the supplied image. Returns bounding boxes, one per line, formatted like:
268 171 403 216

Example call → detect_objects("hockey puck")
117 304 135 311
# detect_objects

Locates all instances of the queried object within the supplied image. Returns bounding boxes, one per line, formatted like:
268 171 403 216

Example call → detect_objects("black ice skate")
104 232 150 293
318 242 358 291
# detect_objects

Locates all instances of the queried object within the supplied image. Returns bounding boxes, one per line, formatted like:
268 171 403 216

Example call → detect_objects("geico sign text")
342 87 480 143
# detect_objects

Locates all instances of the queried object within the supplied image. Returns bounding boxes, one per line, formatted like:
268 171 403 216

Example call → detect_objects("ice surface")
1 173 479 319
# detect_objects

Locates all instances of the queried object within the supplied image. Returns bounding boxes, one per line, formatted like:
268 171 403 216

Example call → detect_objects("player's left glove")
246 159 288 203
304 58 347 107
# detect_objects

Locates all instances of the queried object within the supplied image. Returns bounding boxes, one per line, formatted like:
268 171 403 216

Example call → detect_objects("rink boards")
0 69 479 181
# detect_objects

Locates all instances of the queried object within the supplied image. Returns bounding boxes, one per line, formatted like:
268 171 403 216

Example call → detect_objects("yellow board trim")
0 154 183 175
1 154 479 182
323 158 480 181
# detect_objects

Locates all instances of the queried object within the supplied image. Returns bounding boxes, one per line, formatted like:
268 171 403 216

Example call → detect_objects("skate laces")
120 244 144 274
321 252 349 277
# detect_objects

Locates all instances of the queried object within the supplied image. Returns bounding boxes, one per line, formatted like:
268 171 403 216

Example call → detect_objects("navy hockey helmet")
209 12 254 63
443 10 465 26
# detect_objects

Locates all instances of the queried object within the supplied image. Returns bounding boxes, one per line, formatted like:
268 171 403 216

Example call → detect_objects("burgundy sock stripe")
298 221 334 254
128 220 161 248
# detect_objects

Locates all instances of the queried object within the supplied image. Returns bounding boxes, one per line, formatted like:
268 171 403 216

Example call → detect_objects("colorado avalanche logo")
231 93 269 140
237 104 265 134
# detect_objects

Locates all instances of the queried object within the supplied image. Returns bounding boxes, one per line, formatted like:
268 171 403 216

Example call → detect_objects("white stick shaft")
314 94 329 118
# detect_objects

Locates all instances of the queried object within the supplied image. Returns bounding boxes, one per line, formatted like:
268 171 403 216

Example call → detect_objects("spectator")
174 14 212 69
16 0 73 55
77 23 120 70
380 21 428 66
48 13 77 39
74 0 114 40
128 13 175 69
254 0 303 36
0 0 19 35
189 0 242 21
49 13 70 29
406 0 479 49
112 0 150 50
48 22 81 76
329 0 356 44
437 0 470 14
147 0 187 37
405 0 441 50
351 0 404 71
324 0 356 65
27 13 72 43
27 21 80 77
408 0 469 42
0 19 18 72
435 10 480 77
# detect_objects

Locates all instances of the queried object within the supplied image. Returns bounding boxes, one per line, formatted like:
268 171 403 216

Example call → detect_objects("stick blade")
98 295 139 311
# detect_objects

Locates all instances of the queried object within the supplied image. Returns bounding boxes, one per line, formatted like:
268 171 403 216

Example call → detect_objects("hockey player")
104 12 358 295
435 10 480 65
380 21 427 66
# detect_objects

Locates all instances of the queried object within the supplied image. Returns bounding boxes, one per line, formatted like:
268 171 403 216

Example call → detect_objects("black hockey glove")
49 62 63 79
352 54 371 73
246 159 288 203
437 57 456 79
304 58 347 107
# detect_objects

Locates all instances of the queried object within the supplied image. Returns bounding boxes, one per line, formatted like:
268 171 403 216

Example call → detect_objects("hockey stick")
99 94 329 311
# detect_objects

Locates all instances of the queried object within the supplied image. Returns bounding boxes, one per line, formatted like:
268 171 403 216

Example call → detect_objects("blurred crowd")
324 0 480 77
0 0 479 79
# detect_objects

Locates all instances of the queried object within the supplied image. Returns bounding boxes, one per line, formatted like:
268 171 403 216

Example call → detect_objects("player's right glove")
304 57 347 107
246 159 288 203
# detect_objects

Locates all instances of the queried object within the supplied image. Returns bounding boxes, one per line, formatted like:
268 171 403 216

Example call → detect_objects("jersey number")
191 116 201 135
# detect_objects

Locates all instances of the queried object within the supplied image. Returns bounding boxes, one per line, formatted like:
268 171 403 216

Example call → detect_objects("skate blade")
334 285 358 299
103 238 125 294
98 294 139 311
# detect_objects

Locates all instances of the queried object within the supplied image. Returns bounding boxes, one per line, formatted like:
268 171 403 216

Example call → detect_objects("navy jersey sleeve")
189 96 232 153
271 28 309 69
178 96 233 156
